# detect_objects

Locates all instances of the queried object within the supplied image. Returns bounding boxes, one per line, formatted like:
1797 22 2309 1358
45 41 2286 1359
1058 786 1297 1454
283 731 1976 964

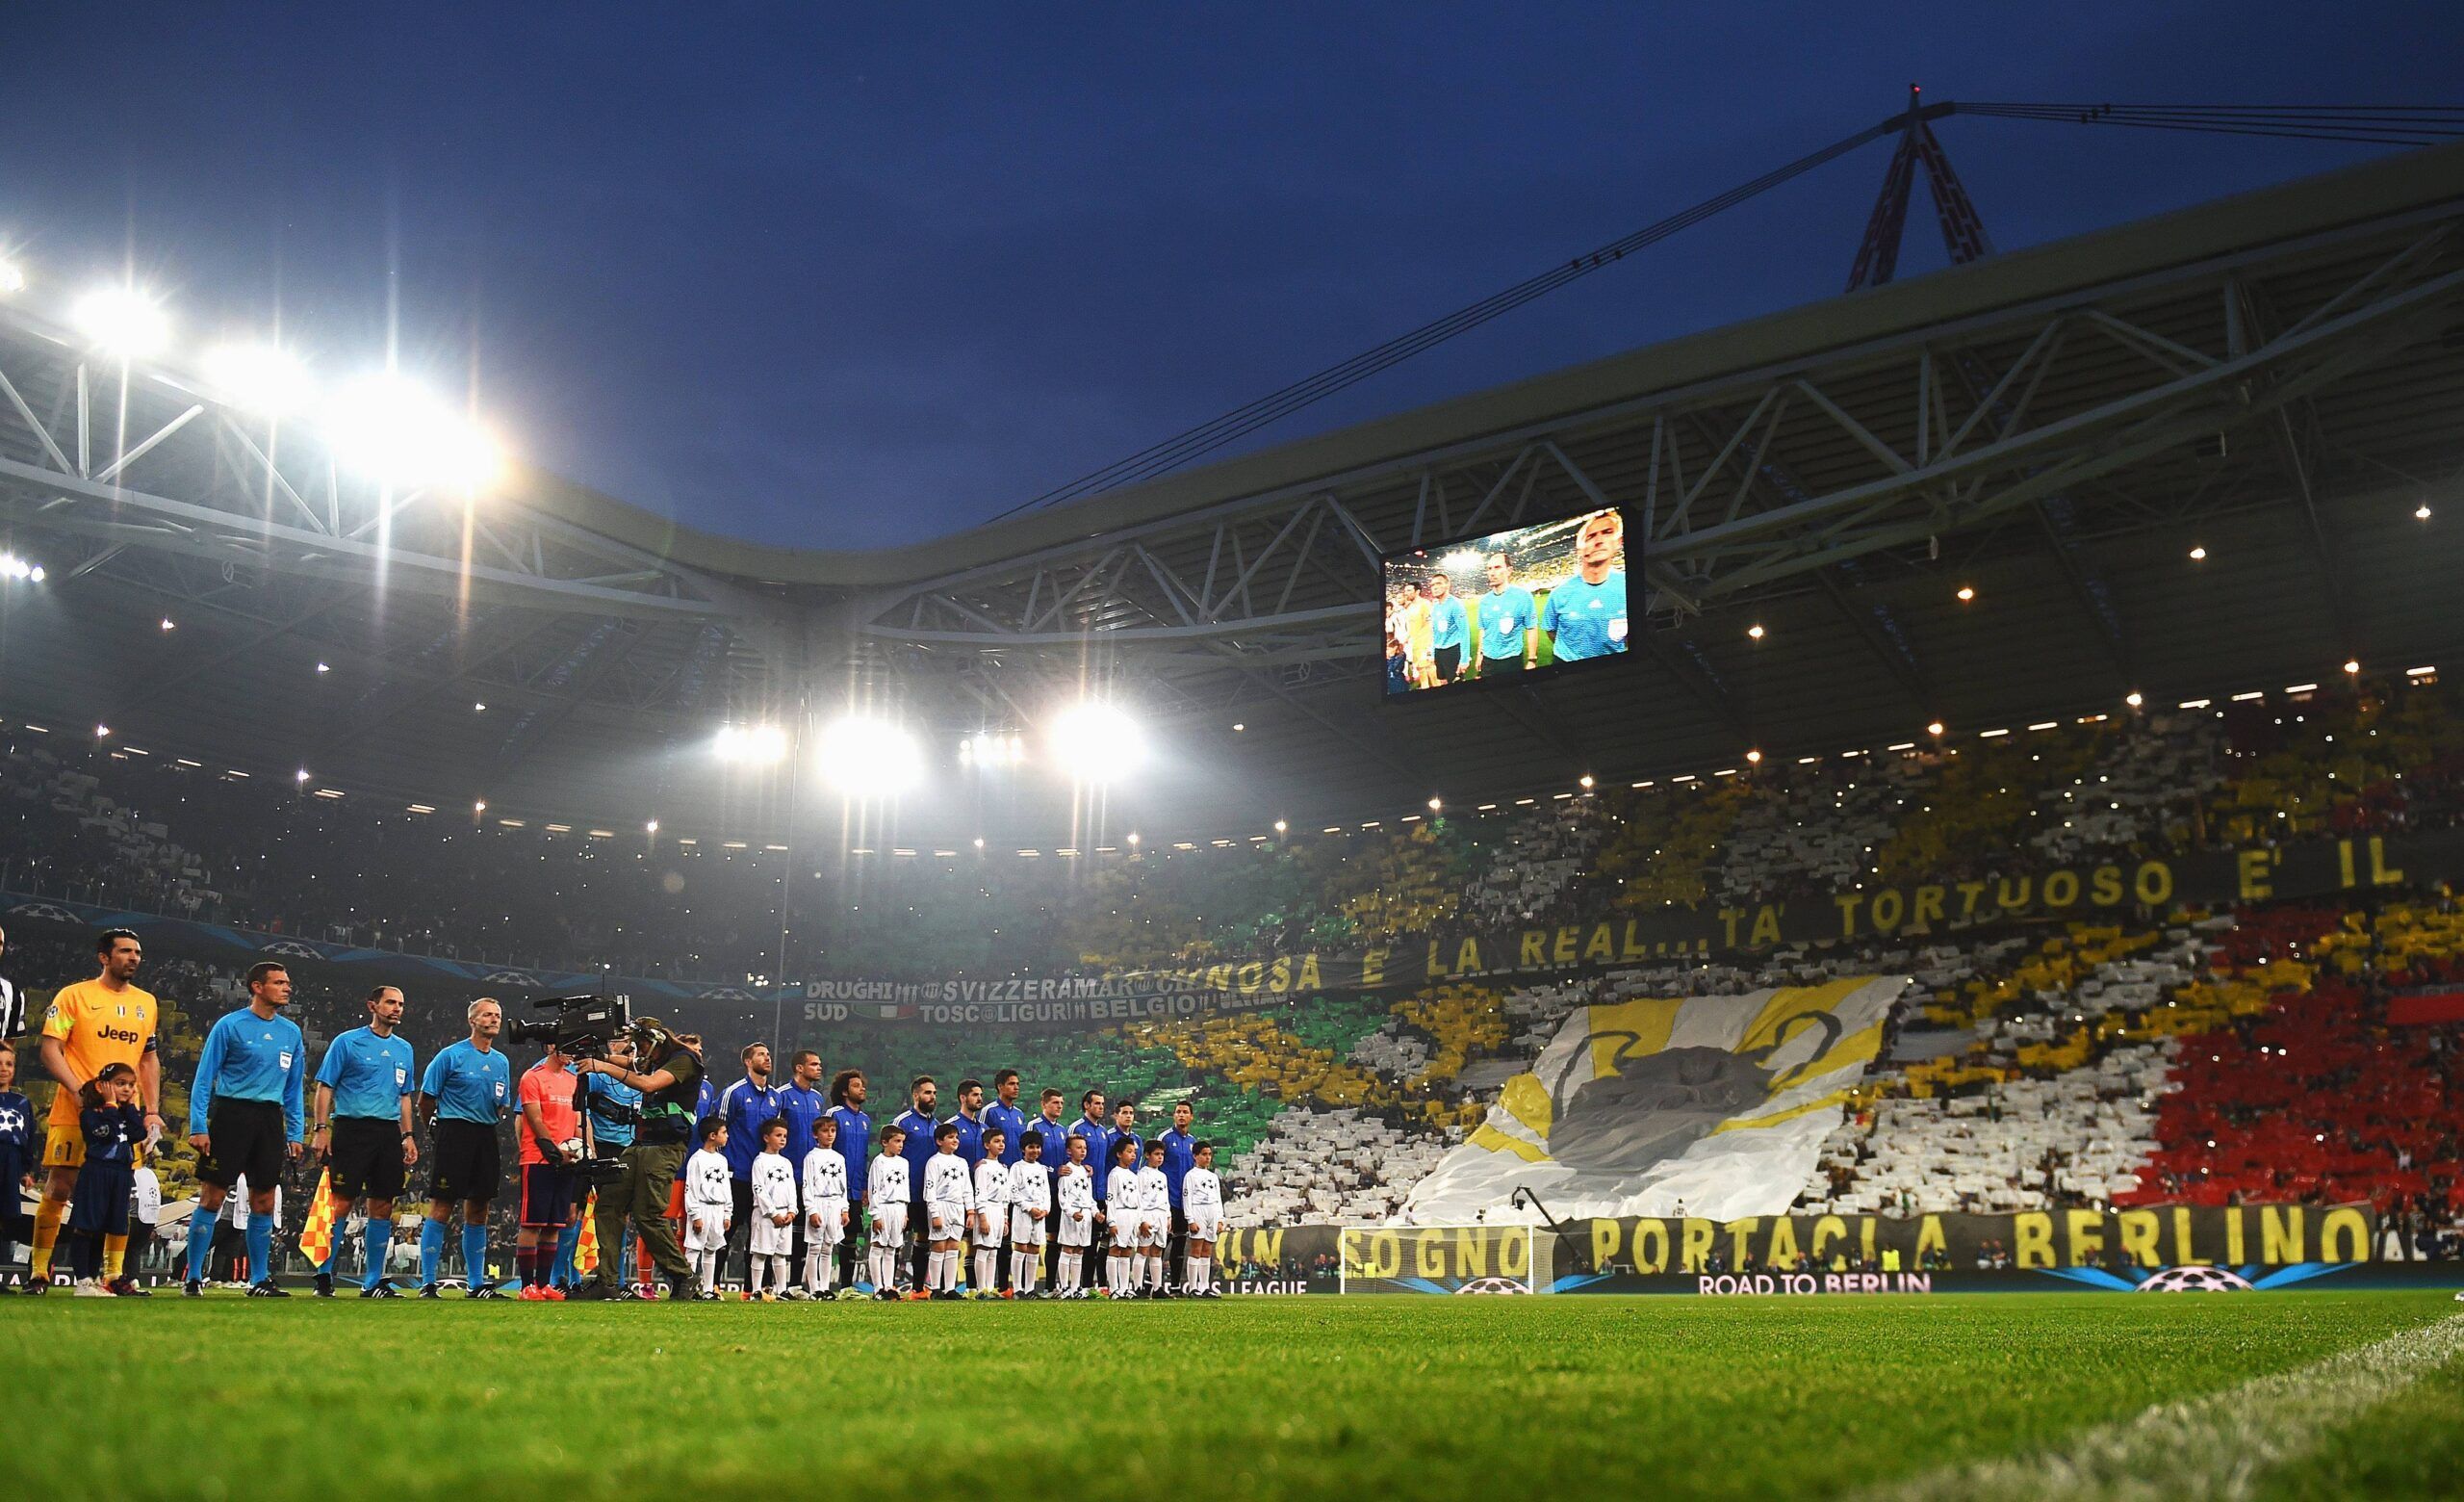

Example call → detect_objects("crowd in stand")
5 681 2464 1266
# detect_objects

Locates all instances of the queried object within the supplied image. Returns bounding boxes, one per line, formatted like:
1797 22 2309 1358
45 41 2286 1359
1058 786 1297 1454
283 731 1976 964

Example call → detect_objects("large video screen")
1380 505 1630 698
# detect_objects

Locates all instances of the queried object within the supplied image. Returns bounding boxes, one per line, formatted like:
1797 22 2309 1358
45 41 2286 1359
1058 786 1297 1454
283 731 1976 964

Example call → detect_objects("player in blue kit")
1539 509 1628 660
414 998 513 1299
984 1070 1028 1166
309 985 419 1297
895 1075 939 1289
1069 1089 1115 1235
828 1069 871 1289
183 962 307 1298
773 1049 827 1288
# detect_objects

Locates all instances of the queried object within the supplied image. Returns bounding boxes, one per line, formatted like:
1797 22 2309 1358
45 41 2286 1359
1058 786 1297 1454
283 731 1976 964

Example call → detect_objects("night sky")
10 4 2457 549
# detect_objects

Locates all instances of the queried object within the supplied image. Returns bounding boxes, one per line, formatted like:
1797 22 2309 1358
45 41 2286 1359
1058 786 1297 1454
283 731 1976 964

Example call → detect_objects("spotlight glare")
1047 701 1146 783
322 372 502 490
2343 659 2361 675
205 342 317 416
1578 774 1595 790
1427 797 1443 813
1955 585 1975 603
159 617 175 632
94 724 110 738
816 715 925 798
1926 721 1946 737
0 259 24 295
646 819 659 834
2125 691 2143 708
71 285 170 360
295 768 312 784
713 724 790 765
1273 819 1288 834
1747 623 1765 639
2189 545 2207 561
1746 749 1763 764
2416 503 2433 521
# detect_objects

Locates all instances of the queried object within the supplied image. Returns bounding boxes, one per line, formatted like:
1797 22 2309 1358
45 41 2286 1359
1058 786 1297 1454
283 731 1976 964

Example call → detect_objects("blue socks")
244 1215 272 1285
420 1217 445 1286
362 1216 395 1290
185 1202 218 1284
461 1222 489 1289
552 1220 581 1285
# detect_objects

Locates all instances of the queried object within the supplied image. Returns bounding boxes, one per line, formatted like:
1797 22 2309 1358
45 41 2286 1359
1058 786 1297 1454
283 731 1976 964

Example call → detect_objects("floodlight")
1047 701 1145 782
714 723 790 764
322 372 501 489
0 260 24 295
205 342 317 416
0 554 35 581
71 285 170 360
816 715 924 798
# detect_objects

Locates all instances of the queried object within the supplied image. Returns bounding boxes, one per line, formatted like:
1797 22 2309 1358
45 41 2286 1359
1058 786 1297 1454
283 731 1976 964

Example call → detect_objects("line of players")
6 927 1238 1300
680 1107 1226 1300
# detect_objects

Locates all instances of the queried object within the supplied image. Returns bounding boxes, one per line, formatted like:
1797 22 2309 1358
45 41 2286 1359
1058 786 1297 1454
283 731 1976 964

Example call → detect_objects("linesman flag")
575 1190 599 1276
297 1169 340 1268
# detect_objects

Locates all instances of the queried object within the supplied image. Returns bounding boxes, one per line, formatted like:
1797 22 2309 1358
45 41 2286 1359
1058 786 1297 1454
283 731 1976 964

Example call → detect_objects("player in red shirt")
513 1044 582 1300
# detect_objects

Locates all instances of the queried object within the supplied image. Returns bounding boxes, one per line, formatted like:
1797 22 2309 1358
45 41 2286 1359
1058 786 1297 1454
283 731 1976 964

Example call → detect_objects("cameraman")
574 1035 642 1300
576 1027 706 1301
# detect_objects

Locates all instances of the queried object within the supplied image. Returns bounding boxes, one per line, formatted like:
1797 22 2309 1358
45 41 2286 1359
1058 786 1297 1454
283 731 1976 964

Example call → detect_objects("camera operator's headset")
628 1019 704 1141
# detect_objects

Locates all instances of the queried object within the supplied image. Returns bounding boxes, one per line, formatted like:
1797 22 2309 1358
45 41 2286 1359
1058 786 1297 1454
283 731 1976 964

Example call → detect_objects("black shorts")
327 1116 407 1202
520 1162 576 1228
195 1099 286 1191
428 1119 501 1205
1433 644 1462 680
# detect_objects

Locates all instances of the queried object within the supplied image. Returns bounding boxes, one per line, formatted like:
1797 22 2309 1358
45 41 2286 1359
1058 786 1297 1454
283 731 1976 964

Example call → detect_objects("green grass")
3 1292 2457 1500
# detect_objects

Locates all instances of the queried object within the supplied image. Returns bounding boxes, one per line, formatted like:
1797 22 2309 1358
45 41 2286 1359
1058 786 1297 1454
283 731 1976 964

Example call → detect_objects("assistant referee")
309 985 419 1297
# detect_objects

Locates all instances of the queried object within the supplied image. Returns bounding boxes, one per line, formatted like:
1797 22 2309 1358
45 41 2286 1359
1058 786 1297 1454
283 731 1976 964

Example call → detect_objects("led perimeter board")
1379 505 1630 699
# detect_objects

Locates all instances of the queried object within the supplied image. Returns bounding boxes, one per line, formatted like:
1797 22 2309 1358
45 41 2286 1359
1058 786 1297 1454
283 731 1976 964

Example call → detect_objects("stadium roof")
2 138 2462 847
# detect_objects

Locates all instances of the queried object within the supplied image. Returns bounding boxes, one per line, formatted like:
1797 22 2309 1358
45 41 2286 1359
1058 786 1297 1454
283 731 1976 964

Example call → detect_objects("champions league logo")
258 940 324 961
6 902 79 924
2136 1265 2256 1292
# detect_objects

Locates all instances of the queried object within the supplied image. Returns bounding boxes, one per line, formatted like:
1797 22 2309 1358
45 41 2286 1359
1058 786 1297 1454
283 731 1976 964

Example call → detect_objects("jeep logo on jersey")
97 1023 144 1046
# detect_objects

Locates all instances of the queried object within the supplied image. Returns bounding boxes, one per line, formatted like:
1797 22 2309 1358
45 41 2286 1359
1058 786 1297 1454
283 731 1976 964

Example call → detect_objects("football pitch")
7 1292 2460 1499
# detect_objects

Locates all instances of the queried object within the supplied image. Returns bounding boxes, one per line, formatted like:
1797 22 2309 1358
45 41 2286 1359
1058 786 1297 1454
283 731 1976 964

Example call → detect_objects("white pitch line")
1861 1312 2464 1502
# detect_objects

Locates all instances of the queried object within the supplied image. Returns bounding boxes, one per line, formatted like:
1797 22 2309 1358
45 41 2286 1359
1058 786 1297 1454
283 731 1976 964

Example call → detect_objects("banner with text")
4 826 2454 1031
